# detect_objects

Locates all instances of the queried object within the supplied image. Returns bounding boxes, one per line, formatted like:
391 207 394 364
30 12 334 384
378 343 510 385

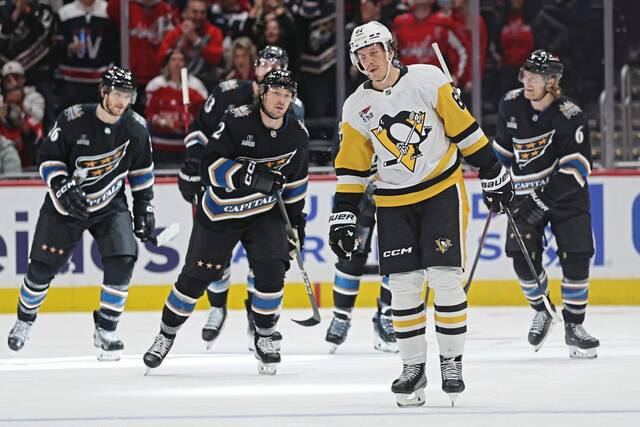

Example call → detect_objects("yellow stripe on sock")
393 314 427 328
434 313 467 324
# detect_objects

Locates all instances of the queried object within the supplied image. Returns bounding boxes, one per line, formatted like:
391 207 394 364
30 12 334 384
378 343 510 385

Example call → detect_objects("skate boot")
528 308 554 351
143 333 175 374
93 311 124 361
565 323 599 359
246 299 282 352
391 363 427 408
372 299 398 353
202 306 227 349
440 355 465 406
7 319 33 351
254 333 281 375
325 315 351 354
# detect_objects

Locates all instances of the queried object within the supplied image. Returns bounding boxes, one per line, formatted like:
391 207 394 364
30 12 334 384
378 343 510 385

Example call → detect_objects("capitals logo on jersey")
372 110 430 172
236 150 297 171
512 130 555 167
74 141 130 185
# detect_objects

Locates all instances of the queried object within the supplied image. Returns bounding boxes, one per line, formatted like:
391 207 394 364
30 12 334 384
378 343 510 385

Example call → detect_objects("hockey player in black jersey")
494 50 599 358
178 46 301 350
7 66 155 361
144 70 309 375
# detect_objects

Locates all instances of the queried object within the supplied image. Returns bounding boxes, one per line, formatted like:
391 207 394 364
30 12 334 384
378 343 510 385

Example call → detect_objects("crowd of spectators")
0 0 637 173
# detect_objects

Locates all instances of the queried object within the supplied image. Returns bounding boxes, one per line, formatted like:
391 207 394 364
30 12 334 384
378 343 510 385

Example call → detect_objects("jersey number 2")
212 122 225 140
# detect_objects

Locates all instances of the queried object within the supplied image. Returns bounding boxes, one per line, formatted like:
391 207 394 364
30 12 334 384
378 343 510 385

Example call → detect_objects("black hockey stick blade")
464 210 493 294
504 206 561 323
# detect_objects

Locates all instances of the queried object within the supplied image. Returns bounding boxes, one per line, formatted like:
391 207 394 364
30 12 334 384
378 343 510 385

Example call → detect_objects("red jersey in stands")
499 14 534 68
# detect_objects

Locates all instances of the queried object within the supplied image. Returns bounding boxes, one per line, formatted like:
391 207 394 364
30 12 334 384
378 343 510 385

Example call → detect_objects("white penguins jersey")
334 64 491 209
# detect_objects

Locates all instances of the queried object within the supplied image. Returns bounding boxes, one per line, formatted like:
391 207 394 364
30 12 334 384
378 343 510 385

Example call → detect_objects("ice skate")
246 299 281 352
372 299 398 353
93 311 123 361
202 306 227 349
7 319 33 352
143 333 175 374
528 308 554 351
391 363 427 408
325 316 351 354
254 333 280 375
440 355 465 406
565 323 599 359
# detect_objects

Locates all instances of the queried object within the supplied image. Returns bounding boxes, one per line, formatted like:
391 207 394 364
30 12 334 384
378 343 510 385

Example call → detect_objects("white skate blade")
144 366 154 376
533 322 555 352
448 393 460 407
257 361 278 375
568 345 597 359
328 343 339 354
96 349 121 362
205 340 215 350
394 389 426 408
374 337 399 353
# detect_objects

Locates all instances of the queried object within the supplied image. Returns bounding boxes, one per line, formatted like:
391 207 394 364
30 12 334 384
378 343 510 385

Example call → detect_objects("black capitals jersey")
493 89 592 202
38 104 154 216
199 105 309 223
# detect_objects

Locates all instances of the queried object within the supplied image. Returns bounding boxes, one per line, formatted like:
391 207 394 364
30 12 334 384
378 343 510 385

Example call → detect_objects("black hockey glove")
233 160 286 195
479 162 514 214
178 160 204 204
328 211 358 260
512 189 556 225
50 176 90 219
287 214 307 259
133 202 156 242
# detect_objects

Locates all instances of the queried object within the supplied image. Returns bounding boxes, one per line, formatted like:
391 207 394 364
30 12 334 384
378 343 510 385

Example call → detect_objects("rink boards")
0 173 638 312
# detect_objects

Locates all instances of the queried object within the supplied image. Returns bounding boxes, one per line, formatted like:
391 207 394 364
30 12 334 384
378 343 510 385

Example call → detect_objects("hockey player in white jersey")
329 21 513 407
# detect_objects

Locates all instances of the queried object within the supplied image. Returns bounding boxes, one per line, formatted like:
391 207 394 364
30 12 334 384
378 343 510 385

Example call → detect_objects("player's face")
520 70 547 100
262 86 293 118
104 89 134 116
356 44 390 81
255 58 282 82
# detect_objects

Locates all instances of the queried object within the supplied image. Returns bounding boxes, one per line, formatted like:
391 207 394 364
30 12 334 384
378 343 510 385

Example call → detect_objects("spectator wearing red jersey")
496 0 535 93
145 49 207 167
223 37 256 81
158 0 223 91
107 0 178 113
392 0 468 85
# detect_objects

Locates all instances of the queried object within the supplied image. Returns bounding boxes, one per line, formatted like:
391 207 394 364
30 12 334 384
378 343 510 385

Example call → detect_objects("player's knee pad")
102 256 135 286
26 260 57 285
335 252 368 276
425 266 463 291
388 270 425 309
560 253 591 281
512 255 543 281
251 259 286 294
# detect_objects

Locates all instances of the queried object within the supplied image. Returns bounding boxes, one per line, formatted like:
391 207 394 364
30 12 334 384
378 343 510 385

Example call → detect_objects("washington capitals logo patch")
74 141 129 185
512 130 555 167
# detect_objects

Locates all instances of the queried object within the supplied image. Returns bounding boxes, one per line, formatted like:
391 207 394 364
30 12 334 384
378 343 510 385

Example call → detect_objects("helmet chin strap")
368 52 393 84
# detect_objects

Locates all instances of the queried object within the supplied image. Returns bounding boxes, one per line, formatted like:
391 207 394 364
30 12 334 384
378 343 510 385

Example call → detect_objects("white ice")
1 307 639 426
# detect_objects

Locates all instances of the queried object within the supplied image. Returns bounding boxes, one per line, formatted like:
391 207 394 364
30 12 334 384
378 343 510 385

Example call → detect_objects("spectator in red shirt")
158 0 223 91
496 0 535 93
448 0 487 90
223 37 256 81
145 48 207 167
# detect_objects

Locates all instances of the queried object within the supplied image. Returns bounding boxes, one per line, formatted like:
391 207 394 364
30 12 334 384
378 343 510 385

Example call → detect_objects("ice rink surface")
0 306 638 427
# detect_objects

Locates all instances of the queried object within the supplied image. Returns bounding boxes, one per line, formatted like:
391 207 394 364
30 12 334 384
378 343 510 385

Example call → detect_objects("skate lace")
399 364 422 382
530 311 550 334
97 328 120 344
441 358 462 381
568 323 593 341
329 317 350 336
10 320 31 340
149 334 173 357
257 335 276 354
204 307 225 330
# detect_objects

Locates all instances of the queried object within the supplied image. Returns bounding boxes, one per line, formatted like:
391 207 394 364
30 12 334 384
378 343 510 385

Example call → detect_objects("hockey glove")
133 202 156 242
287 214 307 259
479 162 514 214
234 160 286 195
512 190 555 225
178 160 204 204
50 176 90 219
328 211 358 260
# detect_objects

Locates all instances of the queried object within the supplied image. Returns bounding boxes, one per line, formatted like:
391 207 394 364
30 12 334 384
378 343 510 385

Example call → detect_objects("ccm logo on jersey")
382 247 413 257
372 110 430 172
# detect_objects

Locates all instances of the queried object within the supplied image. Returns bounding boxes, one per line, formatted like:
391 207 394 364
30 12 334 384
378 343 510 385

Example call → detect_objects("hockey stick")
464 210 493 294
383 118 418 167
432 43 454 83
150 222 181 247
275 190 321 327
180 67 200 218
504 206 561 323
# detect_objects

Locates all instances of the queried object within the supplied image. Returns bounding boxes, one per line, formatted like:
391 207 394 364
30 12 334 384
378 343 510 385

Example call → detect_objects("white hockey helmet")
349 21 394 74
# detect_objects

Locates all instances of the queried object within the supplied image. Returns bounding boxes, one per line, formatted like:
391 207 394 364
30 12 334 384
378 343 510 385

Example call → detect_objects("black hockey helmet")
255 45 289 70
520 49 563 81
101 66 137 102
260 69 297 99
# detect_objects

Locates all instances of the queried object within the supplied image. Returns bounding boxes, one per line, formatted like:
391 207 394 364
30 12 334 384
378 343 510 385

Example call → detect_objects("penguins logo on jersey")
236 150 297 171
372 111 430 172
435 238 452 254
512 130 555 167
74 141 130 185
